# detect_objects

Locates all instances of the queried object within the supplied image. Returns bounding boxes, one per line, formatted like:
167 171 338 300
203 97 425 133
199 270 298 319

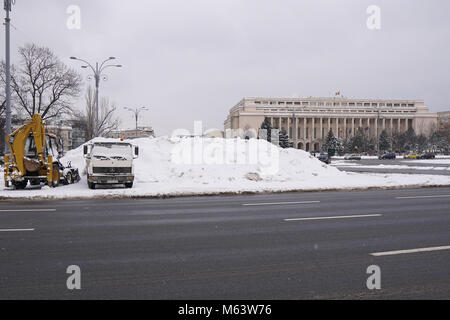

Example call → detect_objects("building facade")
106 126 155 139
438 111 450 131
224 97 438 151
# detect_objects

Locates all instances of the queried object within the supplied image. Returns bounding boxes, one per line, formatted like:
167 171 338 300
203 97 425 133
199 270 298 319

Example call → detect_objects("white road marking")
396 195 450 199
284 214 382 221
371 245 450 257
0 228 35 232
0 209 56 212
243 201 320 206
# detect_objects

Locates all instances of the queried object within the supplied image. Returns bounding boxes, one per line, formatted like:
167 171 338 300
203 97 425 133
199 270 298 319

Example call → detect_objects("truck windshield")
92 144 132 160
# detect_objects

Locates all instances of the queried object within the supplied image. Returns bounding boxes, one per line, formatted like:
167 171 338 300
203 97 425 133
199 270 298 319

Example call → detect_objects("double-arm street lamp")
124 107 149 138
70 56 122 137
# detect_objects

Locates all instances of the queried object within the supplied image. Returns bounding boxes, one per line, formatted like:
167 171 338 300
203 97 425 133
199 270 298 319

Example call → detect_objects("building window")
255 101 261 104
314 128 317 139
349 103 355 106
401 103 406 107
372 103 378 107
302 102 308 106
408 103 414 107
306 128 309 139
334 102 340 106
318 102 324 106
364 103 370 106
342 102 347 106
387 103 392 107
379 103 385 106
298 127 301 138
294 102 300 105
310 102 317 106
394 103 400 107
357 103 363 106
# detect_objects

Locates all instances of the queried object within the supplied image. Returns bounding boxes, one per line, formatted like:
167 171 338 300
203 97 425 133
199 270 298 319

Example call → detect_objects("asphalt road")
334 158 450 175
0 187 449 299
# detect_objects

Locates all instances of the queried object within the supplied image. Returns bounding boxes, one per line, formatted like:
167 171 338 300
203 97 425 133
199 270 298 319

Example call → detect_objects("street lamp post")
70 56 121 137
125 107 149 138
3 0 15 154
376 108 382 156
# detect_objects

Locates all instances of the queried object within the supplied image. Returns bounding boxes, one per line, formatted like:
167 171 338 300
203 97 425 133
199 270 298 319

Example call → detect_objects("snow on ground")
1 137 450 200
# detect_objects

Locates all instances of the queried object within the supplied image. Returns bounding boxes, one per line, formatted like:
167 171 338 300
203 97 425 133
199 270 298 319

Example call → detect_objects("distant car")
344 154 362 160
404 153 420 159
379 152 396 160
318 153 331 164
419 153 435 159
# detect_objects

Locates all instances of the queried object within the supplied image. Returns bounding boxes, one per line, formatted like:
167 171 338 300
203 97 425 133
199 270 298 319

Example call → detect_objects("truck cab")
83 141 139 189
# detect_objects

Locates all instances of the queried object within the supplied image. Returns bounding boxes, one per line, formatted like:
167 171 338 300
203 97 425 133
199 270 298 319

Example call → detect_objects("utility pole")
125 107 149 138
3 0 14 155
70 56 121 137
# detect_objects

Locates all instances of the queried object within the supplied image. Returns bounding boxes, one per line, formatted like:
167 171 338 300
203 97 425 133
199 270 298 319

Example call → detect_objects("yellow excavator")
3 114 80 189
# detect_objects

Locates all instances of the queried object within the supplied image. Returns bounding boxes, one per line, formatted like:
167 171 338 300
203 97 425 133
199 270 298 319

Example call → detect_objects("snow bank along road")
333 158 450 176
0 187 449 299
1 137 450 200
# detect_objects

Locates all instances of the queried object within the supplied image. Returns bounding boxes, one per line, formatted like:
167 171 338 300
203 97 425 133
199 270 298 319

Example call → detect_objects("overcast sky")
1 0 450 135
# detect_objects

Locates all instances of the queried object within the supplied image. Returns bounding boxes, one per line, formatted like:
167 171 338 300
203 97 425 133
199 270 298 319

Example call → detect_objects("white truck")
83 141 139 189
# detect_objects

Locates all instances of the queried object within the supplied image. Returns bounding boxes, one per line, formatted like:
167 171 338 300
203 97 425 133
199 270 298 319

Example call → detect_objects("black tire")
65 172 73 185
88 181 96 189
125 182 133 188
13 180 28 190
52 164 60 187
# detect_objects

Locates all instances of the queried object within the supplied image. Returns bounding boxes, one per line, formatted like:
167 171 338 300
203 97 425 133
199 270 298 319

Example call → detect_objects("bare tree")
1 43 82 120
78 86 120 140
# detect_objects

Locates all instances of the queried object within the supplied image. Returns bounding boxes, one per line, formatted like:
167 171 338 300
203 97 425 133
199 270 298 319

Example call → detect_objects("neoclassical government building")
224 97 438 151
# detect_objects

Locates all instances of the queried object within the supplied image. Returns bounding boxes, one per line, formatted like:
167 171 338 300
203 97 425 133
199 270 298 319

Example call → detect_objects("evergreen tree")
379 130 390 151
278 128 290 148
259 118 272 142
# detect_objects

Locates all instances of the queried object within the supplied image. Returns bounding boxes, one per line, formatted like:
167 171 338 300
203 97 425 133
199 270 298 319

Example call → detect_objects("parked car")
344 154 362 160
404 153 420 159
318 153 331 164
379 152 396 160
419 152 436 159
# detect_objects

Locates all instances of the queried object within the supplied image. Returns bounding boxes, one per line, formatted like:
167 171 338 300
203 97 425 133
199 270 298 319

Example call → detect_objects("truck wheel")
88 181 96 189
125 182 133 188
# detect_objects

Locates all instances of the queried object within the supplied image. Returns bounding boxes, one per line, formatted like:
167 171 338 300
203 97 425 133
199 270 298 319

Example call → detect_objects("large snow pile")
2 136 450 200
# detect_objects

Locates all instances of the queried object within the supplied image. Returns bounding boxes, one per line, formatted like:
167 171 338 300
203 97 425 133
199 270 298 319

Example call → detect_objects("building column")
327 118 331 134
382 118 386 131
303 117 307 140
287 117 290 138
397 118 401 132
320 117 323 139
311 117 315 140
351 118 355 136
405 118 409 131
294 116 298 141
374 117 378 138
344 118 347 138
335 118 339 137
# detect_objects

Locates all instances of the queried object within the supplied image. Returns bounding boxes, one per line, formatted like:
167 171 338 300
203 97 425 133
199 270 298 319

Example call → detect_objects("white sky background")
1 0 449 136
